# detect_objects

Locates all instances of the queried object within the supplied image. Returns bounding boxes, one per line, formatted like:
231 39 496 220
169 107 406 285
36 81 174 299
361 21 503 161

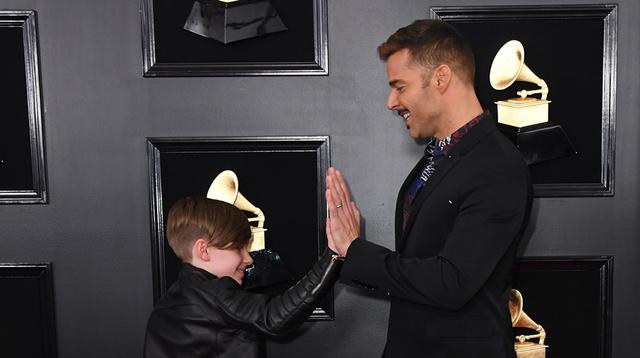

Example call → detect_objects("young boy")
144 197 342 358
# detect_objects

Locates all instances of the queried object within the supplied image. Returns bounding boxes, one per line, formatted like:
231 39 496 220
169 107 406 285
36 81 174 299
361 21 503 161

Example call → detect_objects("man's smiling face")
385 48 445 140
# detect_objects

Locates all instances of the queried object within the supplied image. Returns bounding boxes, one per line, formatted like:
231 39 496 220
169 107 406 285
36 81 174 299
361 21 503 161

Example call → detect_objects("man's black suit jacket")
341 116 532 358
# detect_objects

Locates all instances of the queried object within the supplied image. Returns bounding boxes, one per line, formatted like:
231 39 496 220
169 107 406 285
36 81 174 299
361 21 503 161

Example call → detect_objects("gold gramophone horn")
206 170 266 251
509 289 546 345
489 40 548 100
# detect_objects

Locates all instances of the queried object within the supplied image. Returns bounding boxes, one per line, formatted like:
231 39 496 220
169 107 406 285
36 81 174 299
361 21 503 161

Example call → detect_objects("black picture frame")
431 5 617 197
0 10 47 204
141 0 328 76
513 256 613 358
147 136 333 319
0 263 57 358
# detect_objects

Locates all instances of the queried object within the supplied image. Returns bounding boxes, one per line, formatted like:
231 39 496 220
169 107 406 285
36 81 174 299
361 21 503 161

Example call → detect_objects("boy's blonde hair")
167 197 251 262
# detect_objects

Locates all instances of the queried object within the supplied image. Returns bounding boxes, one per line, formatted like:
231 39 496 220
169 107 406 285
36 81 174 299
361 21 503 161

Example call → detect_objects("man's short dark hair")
378 19 475 84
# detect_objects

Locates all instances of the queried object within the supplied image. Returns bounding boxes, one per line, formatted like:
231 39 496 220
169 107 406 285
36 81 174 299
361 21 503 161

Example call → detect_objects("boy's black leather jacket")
144 250 342 358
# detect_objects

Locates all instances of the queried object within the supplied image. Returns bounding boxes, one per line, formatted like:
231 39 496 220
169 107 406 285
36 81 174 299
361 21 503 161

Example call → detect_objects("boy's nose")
243 250 254 266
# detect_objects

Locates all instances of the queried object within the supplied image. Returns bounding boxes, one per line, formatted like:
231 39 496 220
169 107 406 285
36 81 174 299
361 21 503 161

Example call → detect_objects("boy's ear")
193 238 210 261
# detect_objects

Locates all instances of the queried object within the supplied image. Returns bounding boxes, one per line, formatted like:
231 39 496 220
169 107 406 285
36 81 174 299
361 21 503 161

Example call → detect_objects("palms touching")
325 167 361 257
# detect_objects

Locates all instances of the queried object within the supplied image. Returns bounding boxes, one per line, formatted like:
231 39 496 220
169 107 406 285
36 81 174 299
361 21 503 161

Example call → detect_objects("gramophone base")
496 99 550 128
184 0 288 44
498 121 576 165
514 342 548 358
242 248 294 290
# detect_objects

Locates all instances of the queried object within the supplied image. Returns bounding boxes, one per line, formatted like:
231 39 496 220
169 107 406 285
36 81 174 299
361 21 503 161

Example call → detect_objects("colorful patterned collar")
425 111 489 157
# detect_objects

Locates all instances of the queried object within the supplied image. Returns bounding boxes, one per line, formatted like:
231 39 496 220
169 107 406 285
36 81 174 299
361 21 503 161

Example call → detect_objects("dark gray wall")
0 0 637 357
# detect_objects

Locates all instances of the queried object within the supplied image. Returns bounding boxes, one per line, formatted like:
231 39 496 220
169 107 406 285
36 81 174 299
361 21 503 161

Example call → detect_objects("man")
326 19 532 357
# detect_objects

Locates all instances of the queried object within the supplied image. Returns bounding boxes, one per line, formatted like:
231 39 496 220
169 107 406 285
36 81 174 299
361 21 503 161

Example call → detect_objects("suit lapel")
395 155 430 243
397 115 498 250
399 155 460 246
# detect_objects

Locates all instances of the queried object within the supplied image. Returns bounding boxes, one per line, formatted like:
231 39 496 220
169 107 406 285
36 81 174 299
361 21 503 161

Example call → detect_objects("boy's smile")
206 246 254 284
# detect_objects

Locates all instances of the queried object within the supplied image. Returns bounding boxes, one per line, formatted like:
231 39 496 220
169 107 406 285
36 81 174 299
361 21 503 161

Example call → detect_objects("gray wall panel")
0 0 637 357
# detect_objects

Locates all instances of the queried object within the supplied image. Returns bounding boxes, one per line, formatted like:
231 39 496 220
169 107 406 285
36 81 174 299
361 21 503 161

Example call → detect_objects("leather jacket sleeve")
203 249 342 336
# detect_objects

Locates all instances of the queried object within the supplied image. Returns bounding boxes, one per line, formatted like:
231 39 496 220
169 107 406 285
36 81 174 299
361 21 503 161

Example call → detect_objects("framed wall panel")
513 256 613 358
147 136 333 319
0 263 57 358
0 10 47 204
141 0 328 76
431 5 617 197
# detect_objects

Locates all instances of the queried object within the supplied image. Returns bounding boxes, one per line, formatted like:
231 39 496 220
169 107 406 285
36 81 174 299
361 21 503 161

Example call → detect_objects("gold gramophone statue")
490 40 575 164
490 40 550 128
509 289 549 358
207 170 266 252
183 0 287 44
207 170 293 289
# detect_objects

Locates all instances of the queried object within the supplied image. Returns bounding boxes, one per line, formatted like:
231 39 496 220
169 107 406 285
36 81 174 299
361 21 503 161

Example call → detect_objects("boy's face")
206 245 253 284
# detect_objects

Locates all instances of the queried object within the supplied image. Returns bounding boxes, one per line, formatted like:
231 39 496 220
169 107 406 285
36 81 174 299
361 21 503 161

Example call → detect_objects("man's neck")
435 87 483 140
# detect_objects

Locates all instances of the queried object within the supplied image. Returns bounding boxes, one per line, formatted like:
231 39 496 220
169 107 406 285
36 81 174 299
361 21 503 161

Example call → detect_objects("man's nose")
386 90 398 110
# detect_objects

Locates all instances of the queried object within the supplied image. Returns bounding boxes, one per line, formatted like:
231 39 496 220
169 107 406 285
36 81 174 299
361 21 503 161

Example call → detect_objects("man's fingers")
326 188 338 217
327 187 350 232
348 201 360 234
331 170 350 206
326 168 361 255
334 170 358 221
335 170 352 204
328 177 347 217
328 174 349 211
328 171 360 236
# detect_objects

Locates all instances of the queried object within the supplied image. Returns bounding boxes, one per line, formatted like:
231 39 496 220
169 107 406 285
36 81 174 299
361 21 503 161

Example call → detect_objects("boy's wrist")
331 253 346 261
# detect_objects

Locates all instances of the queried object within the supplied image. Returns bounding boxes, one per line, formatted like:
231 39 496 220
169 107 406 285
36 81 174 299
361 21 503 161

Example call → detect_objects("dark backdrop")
0 0 638 357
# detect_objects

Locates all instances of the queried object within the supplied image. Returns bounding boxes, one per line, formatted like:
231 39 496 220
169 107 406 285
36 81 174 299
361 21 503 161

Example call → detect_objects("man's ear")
432 64 452 92
193 238 210 261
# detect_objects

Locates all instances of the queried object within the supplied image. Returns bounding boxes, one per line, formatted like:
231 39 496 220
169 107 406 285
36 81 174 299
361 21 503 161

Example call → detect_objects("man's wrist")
342 236 359 257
